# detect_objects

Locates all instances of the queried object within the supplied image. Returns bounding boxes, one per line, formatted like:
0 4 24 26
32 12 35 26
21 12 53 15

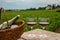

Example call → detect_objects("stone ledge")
18 29 60 40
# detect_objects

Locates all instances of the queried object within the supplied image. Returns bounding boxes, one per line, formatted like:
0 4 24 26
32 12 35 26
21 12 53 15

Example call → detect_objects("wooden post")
3 9 10 28
0 8 2 24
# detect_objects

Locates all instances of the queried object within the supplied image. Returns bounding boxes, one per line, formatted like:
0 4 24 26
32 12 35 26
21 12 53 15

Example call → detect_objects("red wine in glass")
27 22 36 29
39 22 49 29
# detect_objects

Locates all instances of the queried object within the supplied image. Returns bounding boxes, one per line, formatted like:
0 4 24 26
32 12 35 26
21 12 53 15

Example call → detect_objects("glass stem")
31 27 33 30
42 27 45 29
41 26 46 29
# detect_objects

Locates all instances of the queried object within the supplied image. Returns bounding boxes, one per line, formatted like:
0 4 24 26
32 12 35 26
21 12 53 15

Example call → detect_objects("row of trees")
51 4 60 9
25 4 60 10
6 4 60 11
24 7 45 10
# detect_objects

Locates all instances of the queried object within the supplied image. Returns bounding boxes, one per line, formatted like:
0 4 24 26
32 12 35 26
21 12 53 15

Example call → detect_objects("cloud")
3 0 59 4
42 0 60 4
3 0 23 2
1 0 60 4
3 0 32 3
0 0 60 9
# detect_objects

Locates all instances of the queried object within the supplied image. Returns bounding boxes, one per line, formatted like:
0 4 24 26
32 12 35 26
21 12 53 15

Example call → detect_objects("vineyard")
1 10 60 32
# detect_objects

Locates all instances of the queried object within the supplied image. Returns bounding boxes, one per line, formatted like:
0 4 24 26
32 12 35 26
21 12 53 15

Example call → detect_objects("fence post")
0 8 2 24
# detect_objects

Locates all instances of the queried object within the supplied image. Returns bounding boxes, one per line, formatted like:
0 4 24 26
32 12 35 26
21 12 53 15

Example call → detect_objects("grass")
1 10 60 32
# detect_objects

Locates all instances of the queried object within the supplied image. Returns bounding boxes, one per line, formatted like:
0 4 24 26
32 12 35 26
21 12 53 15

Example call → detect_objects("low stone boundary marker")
18 29 60 40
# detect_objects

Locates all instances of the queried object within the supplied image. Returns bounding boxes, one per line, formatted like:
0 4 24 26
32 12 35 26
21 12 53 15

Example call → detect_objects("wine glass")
26 18 37 30
38 18 49 29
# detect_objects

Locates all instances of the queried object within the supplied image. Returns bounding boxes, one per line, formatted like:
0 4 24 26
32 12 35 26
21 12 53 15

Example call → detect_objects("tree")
56 5 60 8
52 4 56 9
38 7 45 10
28 8 36 10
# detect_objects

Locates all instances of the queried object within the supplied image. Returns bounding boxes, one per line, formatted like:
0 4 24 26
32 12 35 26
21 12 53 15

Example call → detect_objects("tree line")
25 4 60 10
5 4 60 11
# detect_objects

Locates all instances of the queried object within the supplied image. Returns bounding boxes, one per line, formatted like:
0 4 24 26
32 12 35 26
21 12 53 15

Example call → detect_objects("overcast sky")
0 0 60 9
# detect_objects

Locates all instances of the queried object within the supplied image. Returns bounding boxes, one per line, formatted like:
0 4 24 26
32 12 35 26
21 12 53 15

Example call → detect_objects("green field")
1 10 60 32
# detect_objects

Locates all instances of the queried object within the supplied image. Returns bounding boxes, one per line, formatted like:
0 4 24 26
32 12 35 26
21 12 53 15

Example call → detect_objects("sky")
0 0 60 9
